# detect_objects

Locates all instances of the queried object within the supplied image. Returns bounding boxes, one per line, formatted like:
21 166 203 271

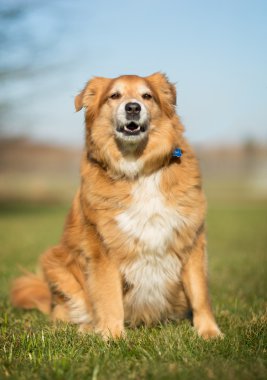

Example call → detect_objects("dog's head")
76 73 183 177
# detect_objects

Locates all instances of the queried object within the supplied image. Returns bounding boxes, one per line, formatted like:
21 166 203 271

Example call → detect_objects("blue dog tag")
172 148 182 157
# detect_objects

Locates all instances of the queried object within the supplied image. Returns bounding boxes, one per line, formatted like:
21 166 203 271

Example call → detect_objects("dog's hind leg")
41 245 92 325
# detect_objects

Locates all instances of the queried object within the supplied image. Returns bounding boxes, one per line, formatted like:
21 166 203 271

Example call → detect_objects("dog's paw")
197 325 224 340
95 320 125 340
194 315 223 340
78 323 94 334
78 320 125 340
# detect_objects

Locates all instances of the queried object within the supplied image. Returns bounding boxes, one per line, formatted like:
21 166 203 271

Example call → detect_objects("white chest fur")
116 171 187 321
116 171 187 254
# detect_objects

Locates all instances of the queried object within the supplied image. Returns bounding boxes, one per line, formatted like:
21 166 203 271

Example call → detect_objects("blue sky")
0 0 266 146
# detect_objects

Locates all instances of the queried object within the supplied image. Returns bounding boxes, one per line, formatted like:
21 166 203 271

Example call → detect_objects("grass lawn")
0 200 266 380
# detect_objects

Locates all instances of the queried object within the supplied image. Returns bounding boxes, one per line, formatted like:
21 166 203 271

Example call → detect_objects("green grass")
0 200 266 380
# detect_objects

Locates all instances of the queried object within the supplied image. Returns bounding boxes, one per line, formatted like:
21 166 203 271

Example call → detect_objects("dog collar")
172 148 182 157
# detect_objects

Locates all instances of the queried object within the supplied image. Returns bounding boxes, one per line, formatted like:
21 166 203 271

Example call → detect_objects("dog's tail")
10 272 51 314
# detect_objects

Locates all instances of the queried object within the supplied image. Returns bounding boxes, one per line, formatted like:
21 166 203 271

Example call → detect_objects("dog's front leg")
81 246 124 340
182 232 222 339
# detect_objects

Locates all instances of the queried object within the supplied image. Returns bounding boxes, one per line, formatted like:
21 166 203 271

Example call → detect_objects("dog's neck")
85 144 183 180
85 118 184 180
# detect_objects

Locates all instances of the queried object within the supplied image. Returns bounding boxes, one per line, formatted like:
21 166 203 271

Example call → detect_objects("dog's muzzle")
117 121 147 136
115 100 149 140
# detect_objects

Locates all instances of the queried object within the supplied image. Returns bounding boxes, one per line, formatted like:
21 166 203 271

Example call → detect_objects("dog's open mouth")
117 122 147 136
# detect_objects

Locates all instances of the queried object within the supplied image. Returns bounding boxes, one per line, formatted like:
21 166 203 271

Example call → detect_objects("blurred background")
1 3 266 378
0 0 266 204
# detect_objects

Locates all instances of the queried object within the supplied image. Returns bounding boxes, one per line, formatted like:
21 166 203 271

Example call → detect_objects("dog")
11 72 222 340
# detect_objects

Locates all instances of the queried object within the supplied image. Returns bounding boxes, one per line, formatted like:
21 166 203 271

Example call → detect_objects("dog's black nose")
125 102 141 115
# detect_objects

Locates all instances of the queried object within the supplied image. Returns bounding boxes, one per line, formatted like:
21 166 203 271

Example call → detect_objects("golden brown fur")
11 73 222 339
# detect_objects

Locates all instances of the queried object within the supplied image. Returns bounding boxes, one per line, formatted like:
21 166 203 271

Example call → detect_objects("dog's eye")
110 92 121 100
142 93 152 100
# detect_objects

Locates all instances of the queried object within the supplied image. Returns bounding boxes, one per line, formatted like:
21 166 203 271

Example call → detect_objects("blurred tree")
0 0 65 135
0 0 36 133
243 137 258 155
242 137 259 174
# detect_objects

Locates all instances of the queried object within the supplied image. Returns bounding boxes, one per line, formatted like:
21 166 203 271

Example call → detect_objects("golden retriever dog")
11 72 222 340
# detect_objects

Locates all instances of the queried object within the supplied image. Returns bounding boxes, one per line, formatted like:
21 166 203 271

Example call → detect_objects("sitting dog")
11 72 222 340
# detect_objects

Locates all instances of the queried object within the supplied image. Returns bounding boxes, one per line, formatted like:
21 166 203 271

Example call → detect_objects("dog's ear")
74 77 112 114
146 72 176 117
75 89 85 112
